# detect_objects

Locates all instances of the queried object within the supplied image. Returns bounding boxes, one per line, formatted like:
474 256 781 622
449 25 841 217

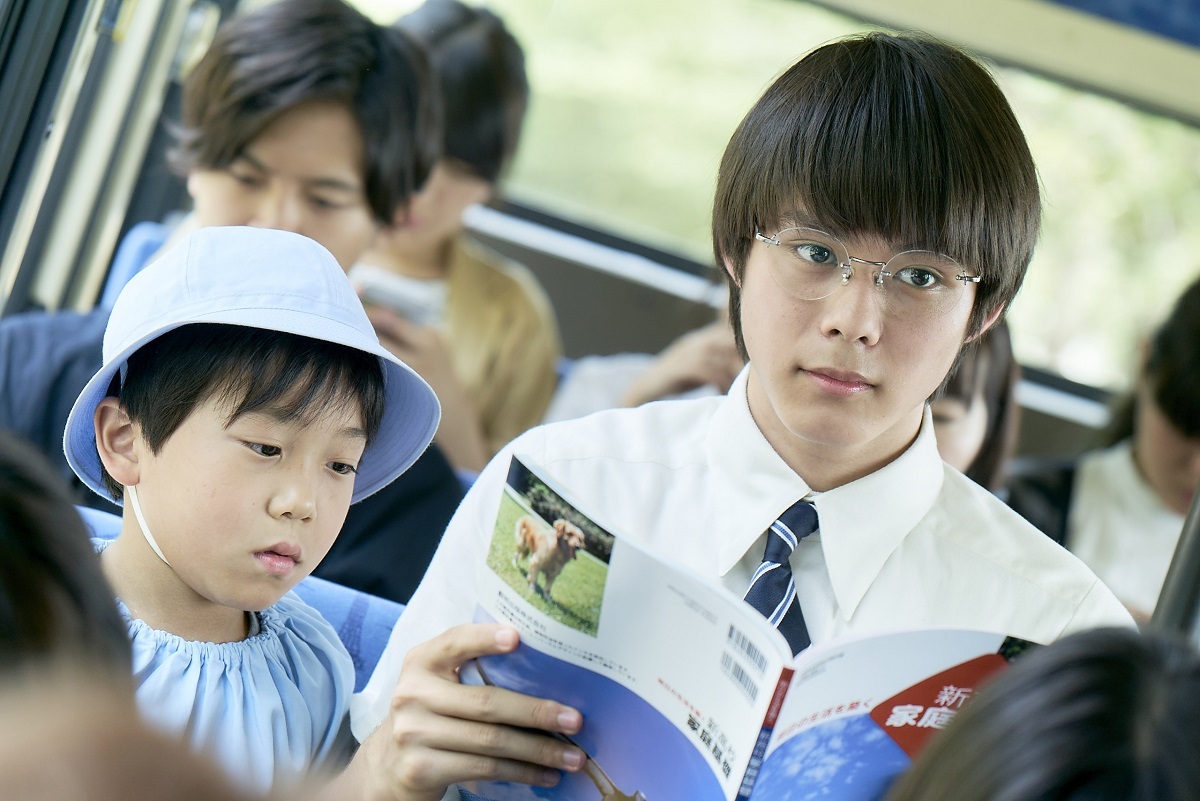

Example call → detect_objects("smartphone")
352 267 443 328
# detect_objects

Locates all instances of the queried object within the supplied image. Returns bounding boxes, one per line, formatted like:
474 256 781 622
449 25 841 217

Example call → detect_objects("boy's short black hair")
397 0 527 183
713 32 1041 354
99 324 385 500
173 0 440 224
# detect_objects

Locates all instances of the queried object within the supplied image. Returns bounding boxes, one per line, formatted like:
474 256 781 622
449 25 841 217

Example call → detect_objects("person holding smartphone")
354 0 562 478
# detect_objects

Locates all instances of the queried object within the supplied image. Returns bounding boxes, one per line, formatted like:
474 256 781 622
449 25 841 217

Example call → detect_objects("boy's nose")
268 478 316 521
817 266 885 345
251 190 304 235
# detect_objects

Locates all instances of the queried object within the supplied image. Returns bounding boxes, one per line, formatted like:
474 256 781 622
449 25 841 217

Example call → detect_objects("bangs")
214 342 386 443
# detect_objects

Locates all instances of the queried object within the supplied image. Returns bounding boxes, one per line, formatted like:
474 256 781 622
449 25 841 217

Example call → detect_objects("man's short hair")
173 0 439 224
397 0 527 183
98 324 385 500
713 32 1041 353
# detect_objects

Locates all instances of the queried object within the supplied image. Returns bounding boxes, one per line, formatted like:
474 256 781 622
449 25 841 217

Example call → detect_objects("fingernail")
536 770 561 787
561 749 585 770
494 628 518 649
557 710 581 732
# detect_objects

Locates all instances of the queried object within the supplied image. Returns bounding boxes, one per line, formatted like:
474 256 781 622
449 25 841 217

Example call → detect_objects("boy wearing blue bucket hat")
64 225 439 792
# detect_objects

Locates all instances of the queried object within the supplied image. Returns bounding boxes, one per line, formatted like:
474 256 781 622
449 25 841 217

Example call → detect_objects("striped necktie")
743 500 819 655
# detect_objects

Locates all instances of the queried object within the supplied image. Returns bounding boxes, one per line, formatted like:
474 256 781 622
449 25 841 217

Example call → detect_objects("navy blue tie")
743 500 819 655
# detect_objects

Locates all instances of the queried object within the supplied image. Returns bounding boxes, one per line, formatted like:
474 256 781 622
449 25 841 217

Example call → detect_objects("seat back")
99 220 170 308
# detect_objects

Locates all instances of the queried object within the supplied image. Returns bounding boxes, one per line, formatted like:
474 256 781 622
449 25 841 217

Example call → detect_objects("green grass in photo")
487 490 608 636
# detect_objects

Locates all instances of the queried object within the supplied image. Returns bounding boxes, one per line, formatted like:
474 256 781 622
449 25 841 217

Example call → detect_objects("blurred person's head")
380 0 528 252
0 672 269 801
885 627 1200 801
173 0 439 268
1134 278 1200 515
0 429 130 676
932 321 1020 491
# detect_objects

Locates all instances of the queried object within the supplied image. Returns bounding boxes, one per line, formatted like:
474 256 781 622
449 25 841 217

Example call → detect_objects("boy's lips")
802 366 874 396
254 542 301 577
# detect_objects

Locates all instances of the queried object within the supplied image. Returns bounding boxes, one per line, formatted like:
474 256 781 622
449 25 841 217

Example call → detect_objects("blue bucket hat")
64 226 440 504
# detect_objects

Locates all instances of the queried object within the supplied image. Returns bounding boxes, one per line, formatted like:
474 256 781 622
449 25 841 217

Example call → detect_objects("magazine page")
745 629 1036 801
467 456 795 801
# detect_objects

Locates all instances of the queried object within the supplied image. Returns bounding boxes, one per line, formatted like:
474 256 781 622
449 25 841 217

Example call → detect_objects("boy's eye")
309 195 346 211
328 461 358 476
793 243 836 266
228 169 264 188
894 266 942 290
246 442 282 458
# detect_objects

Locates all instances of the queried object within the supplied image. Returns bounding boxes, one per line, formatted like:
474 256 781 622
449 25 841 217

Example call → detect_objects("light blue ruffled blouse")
95 539 354 792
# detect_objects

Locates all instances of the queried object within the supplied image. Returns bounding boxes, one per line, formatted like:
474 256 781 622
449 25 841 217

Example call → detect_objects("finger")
380 742 575 796
412 679 583 737
407 624 520 677
397 712 586 774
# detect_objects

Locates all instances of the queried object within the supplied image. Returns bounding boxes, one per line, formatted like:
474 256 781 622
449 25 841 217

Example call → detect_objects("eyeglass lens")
761 227 973 320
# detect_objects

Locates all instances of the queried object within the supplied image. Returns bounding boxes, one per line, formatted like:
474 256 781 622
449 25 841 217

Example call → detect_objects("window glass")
352 0 1200 391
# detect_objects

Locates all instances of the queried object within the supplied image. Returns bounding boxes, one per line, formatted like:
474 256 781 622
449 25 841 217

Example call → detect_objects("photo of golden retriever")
512 515 587 601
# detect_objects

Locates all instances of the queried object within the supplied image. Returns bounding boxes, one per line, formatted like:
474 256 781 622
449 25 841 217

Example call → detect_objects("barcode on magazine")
721 650 759 702
727 624 768 675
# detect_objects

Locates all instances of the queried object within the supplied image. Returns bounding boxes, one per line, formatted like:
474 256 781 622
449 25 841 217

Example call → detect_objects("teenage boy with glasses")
345 32 1134 801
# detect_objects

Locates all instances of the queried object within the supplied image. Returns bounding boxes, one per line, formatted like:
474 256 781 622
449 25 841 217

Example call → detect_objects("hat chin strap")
126 484 170 567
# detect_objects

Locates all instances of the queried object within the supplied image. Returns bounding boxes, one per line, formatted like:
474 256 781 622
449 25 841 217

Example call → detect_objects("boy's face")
130 393 366 611
187 100 378 269
733 228 982 487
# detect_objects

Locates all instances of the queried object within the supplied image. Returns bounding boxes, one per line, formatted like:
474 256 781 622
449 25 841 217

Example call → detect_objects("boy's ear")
184 170 200 200
721 255 741 288
966 304 1006 343
94 398 140 488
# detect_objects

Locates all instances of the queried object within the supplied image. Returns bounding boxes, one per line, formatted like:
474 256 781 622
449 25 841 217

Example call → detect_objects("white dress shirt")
353 368 1132 739
1068 440 1185 617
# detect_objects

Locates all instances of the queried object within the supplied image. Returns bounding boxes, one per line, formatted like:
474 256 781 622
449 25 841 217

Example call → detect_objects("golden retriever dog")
512 515 586 600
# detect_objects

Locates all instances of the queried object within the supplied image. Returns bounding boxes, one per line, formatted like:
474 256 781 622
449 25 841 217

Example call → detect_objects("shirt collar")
708 370 944 620
709 368 811 576
815 404 944 619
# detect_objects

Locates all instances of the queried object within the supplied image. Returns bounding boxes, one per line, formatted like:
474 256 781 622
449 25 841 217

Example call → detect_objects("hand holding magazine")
465 456 1036 801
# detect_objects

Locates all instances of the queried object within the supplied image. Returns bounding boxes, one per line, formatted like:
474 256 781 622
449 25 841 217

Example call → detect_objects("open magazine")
465 456 1036 801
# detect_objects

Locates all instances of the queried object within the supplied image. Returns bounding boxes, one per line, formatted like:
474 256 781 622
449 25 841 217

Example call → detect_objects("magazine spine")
734 667 795 801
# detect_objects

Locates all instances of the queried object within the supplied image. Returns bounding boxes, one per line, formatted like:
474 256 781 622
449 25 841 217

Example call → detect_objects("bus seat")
75 504 403 692
292 576 404 692
99 221 170 308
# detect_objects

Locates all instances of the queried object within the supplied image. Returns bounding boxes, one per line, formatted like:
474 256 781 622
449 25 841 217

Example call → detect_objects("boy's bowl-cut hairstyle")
713 32 1041 355
64 226 440 505
173 0 440 224
96 324 386 501
397 0 528 183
